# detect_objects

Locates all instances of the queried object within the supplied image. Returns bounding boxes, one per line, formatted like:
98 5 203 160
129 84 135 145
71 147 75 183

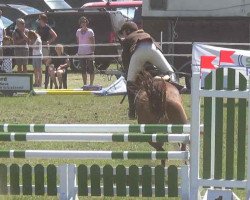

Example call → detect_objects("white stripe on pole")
152 151 156 160
10 150 14 159
44 124 130 133
124 134 128 142
30 124 35 132
123 151 128 160
4 124 8 132
183 124 191 133
167 151 188 160
25 150 113 159
167 124 172 133
10 133 15 142
140 124 145 133
168 134 190 143
152 134 157 143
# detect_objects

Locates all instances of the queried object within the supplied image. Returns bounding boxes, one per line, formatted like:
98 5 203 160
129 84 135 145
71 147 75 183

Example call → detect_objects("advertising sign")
0 73 33 93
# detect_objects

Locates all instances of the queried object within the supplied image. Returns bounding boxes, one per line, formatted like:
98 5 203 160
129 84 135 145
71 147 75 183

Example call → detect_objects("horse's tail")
137 71 166 118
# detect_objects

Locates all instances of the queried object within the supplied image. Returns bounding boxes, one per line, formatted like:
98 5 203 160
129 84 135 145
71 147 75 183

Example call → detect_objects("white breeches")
127 42 174 82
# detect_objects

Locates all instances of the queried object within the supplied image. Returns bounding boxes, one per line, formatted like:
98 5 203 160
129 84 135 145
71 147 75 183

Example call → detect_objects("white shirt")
32 37 43 56
76 28 94 55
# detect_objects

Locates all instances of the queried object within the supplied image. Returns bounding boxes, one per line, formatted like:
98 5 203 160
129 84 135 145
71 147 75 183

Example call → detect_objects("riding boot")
127 81 136 120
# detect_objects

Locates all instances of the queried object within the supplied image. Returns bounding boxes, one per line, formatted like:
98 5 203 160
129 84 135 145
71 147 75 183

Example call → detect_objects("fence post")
180 165 190 200
59 164 78 200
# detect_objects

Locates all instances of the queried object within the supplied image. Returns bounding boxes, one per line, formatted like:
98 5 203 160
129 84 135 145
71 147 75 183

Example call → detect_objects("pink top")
76 28 94 55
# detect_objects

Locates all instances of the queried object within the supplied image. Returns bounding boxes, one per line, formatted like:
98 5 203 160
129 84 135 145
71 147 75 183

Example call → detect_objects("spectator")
76 16 95 87
119 21 174 119
36 13 57 88
28 30 43 87
1 36 13 73
0 10 5 63
12 18 29 73
46 44 69 89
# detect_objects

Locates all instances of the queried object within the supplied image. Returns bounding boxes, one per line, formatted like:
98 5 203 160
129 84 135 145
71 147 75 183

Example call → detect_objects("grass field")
0 70 246 199
0 71 193 199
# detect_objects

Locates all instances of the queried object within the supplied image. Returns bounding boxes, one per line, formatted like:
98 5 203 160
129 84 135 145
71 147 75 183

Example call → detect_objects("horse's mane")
136 71 167 118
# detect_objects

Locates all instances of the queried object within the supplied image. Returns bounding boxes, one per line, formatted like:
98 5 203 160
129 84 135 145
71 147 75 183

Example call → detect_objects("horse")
132 70 188 166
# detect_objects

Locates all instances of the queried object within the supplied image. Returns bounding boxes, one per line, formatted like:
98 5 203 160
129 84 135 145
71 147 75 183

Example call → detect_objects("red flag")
219 50 235 64
200 56 216 69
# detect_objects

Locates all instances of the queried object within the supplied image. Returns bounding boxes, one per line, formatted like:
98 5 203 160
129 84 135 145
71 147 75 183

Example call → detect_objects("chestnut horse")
133 71 188 166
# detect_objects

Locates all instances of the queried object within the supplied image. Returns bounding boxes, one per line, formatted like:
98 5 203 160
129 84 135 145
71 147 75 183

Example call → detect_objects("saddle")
144 63 185 93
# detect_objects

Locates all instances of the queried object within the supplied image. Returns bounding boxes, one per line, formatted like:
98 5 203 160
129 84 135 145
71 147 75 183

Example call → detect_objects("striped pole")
0 150 189 160
0 133 190 143
0 124 204 133
33 89 100 95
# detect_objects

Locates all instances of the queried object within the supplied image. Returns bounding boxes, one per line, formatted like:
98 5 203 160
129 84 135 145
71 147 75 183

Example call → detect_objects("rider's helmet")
119 21 138 35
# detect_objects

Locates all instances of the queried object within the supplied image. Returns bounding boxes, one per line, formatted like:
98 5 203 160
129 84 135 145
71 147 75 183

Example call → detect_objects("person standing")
76 16 95 87
28 30 43 87
119 21 175 119
36 13 57 88
0 10 6 63
12 18 29 73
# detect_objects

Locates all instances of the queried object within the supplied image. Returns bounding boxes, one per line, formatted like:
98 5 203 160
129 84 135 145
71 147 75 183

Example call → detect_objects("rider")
119 21 175 119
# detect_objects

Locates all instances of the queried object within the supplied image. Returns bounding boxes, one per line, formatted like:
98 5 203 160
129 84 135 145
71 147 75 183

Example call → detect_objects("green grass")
0 71 246 199
0 72 189 199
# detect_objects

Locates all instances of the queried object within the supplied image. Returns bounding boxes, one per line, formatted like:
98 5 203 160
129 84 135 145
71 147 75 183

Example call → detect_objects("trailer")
142 0 250 88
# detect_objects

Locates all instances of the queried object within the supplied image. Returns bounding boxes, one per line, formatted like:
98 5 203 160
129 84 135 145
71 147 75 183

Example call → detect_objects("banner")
192 43 249 87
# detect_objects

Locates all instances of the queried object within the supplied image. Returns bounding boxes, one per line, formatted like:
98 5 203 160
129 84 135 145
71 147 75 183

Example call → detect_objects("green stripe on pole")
127 152 152 159
225 68 235 180
0 151 10 158
214 68 224 179
0 133 11 141
144 125 166 133
13 151 25 158
112 134 124 142
237 73 247 180
128 125 141 132
0 125 4 132
156 135 168 143
8 124 30 132
111 152 124 159
156 152 168 160
34 125 45 132
128 134 152 142
171 125 185 133
15 133 27 141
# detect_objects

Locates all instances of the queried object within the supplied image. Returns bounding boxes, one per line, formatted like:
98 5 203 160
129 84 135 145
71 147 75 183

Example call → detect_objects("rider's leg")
127 81 136 119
